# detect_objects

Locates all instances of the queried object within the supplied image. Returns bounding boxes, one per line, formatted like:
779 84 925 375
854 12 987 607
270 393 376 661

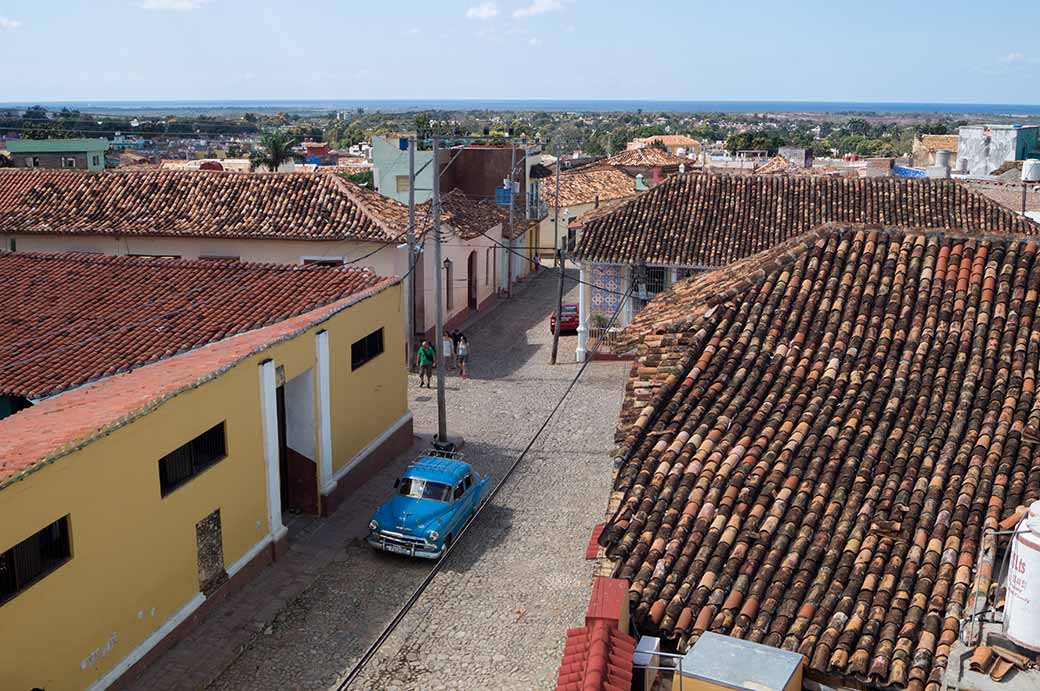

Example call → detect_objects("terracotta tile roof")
546 166 638 209
555 621 635 691
962 178 1040 214
600 224 1040 690
989 160 1023 177
919 134 959 154
575 174 1039 266
630 135 700 150
0 169 413 243
0 252 392 398
420 189 510 240
602 147 691 169
0 281 395 490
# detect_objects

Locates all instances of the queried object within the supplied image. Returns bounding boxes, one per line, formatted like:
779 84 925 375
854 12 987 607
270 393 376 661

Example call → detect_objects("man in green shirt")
416 340 436 388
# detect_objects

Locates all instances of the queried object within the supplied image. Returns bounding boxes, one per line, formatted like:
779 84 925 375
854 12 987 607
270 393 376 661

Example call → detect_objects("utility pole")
551 146 565 365
554 146 561 267
551 246 566 365
432 136 448 443
406 136 416 372
506 140 516 297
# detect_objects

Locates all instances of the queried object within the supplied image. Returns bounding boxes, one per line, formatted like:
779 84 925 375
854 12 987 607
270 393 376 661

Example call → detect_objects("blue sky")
0 0 1037 103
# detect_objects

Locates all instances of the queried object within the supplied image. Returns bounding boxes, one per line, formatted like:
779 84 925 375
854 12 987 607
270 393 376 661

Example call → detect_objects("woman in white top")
441 334 454 370
457 335 470 379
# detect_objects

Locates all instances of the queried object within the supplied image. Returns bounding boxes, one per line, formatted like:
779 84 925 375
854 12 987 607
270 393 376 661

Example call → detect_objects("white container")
1006 500 1040 651
1022 159 1040 183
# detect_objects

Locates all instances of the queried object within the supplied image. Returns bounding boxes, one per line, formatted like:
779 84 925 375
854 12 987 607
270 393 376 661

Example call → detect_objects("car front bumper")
367 531 443 559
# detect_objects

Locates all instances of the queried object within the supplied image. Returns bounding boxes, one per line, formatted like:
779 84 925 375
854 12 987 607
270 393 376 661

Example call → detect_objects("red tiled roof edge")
0 276 400 491
554 621 635 691
599 224 1040 688
573 174 1040 266
329 173 408 240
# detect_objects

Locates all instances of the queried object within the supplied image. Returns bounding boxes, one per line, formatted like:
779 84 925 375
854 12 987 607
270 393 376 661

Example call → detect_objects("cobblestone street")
131 268 628 691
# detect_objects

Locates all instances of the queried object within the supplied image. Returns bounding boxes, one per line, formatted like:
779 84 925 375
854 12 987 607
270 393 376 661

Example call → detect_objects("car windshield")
398 477 452 502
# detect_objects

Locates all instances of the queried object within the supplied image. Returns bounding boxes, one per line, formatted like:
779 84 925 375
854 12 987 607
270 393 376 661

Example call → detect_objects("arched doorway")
467 251 478 311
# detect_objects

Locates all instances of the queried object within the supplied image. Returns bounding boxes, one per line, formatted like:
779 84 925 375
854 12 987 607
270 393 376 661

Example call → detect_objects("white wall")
284 369 316 460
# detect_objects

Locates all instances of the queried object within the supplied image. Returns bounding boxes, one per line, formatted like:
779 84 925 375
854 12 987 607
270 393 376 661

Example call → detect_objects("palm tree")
250 131 297 172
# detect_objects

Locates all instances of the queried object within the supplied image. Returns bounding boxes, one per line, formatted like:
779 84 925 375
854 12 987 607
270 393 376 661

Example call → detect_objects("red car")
550 304 580 334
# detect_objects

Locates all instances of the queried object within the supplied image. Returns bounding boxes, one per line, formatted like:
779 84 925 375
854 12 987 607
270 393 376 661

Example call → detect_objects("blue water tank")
495 186 512 206
399 138 409 151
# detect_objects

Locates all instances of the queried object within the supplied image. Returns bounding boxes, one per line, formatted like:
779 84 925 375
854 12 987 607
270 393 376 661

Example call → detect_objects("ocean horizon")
3 98 1040 116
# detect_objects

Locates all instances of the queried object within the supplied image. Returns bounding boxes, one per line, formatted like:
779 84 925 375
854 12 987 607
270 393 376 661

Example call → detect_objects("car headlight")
369 520 379 532
427 530 439 542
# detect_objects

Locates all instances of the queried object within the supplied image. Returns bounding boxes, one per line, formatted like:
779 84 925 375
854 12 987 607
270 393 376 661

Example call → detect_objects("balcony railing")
586 325 623 354
527 197 548 221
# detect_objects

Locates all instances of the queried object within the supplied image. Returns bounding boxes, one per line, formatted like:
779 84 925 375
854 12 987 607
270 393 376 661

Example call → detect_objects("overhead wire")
336 277 635 689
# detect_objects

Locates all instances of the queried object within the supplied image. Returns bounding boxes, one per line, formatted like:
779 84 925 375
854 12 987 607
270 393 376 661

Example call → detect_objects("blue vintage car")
367 451 490 559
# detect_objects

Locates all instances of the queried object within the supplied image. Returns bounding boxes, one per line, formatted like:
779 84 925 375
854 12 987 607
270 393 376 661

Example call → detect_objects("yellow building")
0 252 410 690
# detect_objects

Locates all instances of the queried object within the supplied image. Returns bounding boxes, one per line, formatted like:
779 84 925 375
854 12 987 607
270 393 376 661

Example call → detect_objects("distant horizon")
4 98 1040 116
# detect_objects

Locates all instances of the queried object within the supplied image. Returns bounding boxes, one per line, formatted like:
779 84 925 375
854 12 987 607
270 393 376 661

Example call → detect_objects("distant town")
2 97 1040 691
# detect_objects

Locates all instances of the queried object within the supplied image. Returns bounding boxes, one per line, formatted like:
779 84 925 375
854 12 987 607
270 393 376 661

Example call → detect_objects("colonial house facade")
0 169 528 351
570 173 1040 360
0 253 408 690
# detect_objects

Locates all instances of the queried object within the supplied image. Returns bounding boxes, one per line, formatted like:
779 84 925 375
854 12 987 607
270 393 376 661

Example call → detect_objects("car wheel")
445 534 453 548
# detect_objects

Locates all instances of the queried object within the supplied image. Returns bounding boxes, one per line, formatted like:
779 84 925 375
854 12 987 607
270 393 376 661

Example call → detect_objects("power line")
337 278 635 689
474 226 631 297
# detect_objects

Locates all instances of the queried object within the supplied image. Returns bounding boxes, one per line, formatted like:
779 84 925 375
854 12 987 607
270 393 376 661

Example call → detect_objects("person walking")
441 332 455 371
416 340 436 388
457 334 470 380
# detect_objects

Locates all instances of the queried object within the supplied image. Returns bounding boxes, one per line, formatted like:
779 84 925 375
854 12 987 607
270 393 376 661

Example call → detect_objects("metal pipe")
406 137 416 371
432 136 448 442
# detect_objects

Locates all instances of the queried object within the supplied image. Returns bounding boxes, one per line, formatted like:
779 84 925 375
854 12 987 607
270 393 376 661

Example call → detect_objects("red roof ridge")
328 173 408 239
0 276 398 491
0 252 393 398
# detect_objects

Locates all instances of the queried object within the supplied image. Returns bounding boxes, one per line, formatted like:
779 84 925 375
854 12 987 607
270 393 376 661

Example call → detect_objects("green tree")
342 171 374 187
250 131 297 172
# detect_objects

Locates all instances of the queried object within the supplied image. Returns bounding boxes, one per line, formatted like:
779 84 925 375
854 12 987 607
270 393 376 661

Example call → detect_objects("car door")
449 480 468 536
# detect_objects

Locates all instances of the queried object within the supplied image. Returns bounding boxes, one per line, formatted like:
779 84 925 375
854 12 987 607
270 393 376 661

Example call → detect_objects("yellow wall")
327 286 407 474
0 284 406 690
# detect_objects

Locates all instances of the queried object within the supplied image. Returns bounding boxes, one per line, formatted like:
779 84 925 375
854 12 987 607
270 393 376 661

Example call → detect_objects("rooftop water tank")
1005 500 1040 652
1022 159 1040 183
935 149 952 169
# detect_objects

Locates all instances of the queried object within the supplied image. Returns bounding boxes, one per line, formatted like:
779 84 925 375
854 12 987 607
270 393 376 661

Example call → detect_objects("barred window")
351 328 385 370
158 423 227 496
0 516 71 605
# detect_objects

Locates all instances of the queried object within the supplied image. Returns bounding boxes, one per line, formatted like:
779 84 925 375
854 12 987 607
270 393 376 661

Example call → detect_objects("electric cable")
336 279 634 689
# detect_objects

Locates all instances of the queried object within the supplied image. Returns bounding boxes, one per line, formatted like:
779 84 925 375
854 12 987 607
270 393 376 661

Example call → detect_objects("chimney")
865 157 894 178
679 163 686 174
635 173 648 191
927 149 951 178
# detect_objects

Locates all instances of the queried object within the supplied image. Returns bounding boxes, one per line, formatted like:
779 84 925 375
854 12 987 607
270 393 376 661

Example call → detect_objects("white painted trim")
576 264 589 362
85 592 207 691
327 410 413 490
315 331 335 494
226 531 276 578
85 527 283 691
259 361 284 535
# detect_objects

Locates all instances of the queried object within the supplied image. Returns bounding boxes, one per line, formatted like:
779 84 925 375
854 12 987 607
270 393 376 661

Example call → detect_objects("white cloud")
1000 52 1026 64
513 0 563 19
466 2 499 20
403 26 421 36
0 16 21 29
139 0 211 10
529 37 540 46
